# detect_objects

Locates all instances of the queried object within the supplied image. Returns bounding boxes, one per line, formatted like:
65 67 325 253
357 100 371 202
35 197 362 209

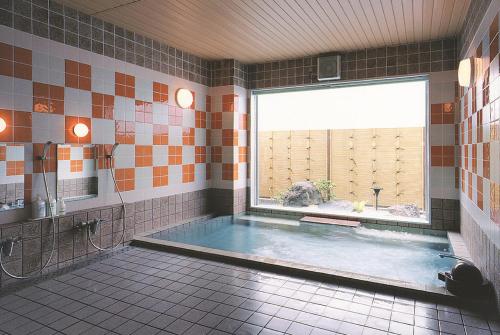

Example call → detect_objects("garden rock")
282 181 323 207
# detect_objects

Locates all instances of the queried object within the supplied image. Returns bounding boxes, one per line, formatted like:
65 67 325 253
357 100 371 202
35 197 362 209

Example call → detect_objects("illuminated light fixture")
73 123 89 138
458 57 474 87
176 88 193 109
0 117 6 133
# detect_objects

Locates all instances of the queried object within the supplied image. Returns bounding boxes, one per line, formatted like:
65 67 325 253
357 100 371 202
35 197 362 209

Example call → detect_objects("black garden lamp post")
371 185 383 210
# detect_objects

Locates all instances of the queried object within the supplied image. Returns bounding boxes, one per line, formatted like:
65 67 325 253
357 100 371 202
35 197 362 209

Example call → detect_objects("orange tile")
182 127 195 145
239 147 247 163
65 60 78 75
222 163 238 180
13 46 31 65
195 111 206 128
79 76 91 91
195 146 206 163
49 85 64 100
33 82 49 98
211 112 222 129
13 127 31 142
115 72 126 85
222 129 238 146
0 59 13 76
206 163 211 180
206 95 212 113
0 146 5 161
168 146 182 165
13 110 31 127
115 84 126 97
14 62 32 80
182 164 195 183
153 124 168 145
211 146 222 163
78 63 91 78
0 42 13 61
65 73 78 88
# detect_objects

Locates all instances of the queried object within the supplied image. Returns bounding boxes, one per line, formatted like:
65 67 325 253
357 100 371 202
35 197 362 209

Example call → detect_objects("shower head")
107 143 119 159
40 141 53 160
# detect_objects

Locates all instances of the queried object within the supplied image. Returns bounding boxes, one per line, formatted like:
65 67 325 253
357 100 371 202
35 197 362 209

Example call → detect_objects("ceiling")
60 0 471 63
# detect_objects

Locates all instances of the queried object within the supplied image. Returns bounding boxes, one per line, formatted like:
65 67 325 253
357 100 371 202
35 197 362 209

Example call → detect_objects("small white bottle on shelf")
32 195 46 219
57 198 66 215
47 196 57 217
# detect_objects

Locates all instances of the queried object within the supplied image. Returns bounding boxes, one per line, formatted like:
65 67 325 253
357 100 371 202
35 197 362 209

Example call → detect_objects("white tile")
0 76 13 94
13 30 32 50
136 167 152 190
48 69 65 86
0 93 13 110
183 146 195 164
114 96 134 121
32 51 49 68
222 113 234 129
211 129 222 146
195 128 206 146
13 78 32 96
113 144 134 168
168 126 182 146
64 89 91 117
168 165 181 185
152 103 168 124
32 65 49 83
13 94 32 112
135 78 152 102
135 123 153 145
153 145 168 166
6 145 23 161
183 109 195 128
0 26 13 44
238 130 247 146
222 146 235 163
92 119 115 144
31 113 65 143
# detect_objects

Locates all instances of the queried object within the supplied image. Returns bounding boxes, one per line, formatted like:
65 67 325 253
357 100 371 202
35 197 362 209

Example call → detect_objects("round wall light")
458 57 474 87
73 123 89 138
0 117 6 133
176 88 194 109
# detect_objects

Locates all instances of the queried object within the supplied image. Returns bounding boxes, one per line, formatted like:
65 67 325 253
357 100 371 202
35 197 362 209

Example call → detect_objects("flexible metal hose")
0 159 56 279
87 158 126 250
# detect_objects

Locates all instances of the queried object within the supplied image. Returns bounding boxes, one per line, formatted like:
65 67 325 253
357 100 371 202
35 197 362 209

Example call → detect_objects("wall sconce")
73 123 89 138
176 88 193 109
0 117 6 133
458 57 474 87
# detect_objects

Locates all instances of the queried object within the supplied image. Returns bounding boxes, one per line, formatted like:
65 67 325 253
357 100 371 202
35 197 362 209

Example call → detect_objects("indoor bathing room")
0 0 498 334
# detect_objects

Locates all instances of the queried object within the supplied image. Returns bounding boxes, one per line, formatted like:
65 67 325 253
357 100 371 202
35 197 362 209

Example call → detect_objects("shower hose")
0 149 126 278
87 156 126 251
0 160 56 279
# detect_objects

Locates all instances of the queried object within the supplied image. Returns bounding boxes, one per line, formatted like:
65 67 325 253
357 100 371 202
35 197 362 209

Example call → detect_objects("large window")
252 78 429 222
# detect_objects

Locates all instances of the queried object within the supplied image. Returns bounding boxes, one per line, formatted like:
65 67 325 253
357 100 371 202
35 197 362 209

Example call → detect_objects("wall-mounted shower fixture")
86 143 126 251
0 141 57 279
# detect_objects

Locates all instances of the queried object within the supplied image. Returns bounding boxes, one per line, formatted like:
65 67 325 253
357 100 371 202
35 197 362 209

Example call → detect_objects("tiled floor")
0 247 498 335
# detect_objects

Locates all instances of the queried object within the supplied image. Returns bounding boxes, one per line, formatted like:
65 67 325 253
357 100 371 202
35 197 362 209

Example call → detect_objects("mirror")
0 143 24 211
57 144 98 201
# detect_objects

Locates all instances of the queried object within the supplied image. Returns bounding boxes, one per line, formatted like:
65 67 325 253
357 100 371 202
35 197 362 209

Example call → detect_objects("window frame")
249 75 431 224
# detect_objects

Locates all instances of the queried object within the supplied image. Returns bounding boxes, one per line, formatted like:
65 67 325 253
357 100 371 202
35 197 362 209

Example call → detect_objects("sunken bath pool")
139 215 455 290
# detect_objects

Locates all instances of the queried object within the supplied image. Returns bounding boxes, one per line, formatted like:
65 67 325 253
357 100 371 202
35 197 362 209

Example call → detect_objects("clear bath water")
150 215 455 287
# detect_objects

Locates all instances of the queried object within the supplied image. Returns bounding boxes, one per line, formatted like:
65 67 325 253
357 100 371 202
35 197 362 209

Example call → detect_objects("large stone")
282 181 323 207
388 204 420 217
